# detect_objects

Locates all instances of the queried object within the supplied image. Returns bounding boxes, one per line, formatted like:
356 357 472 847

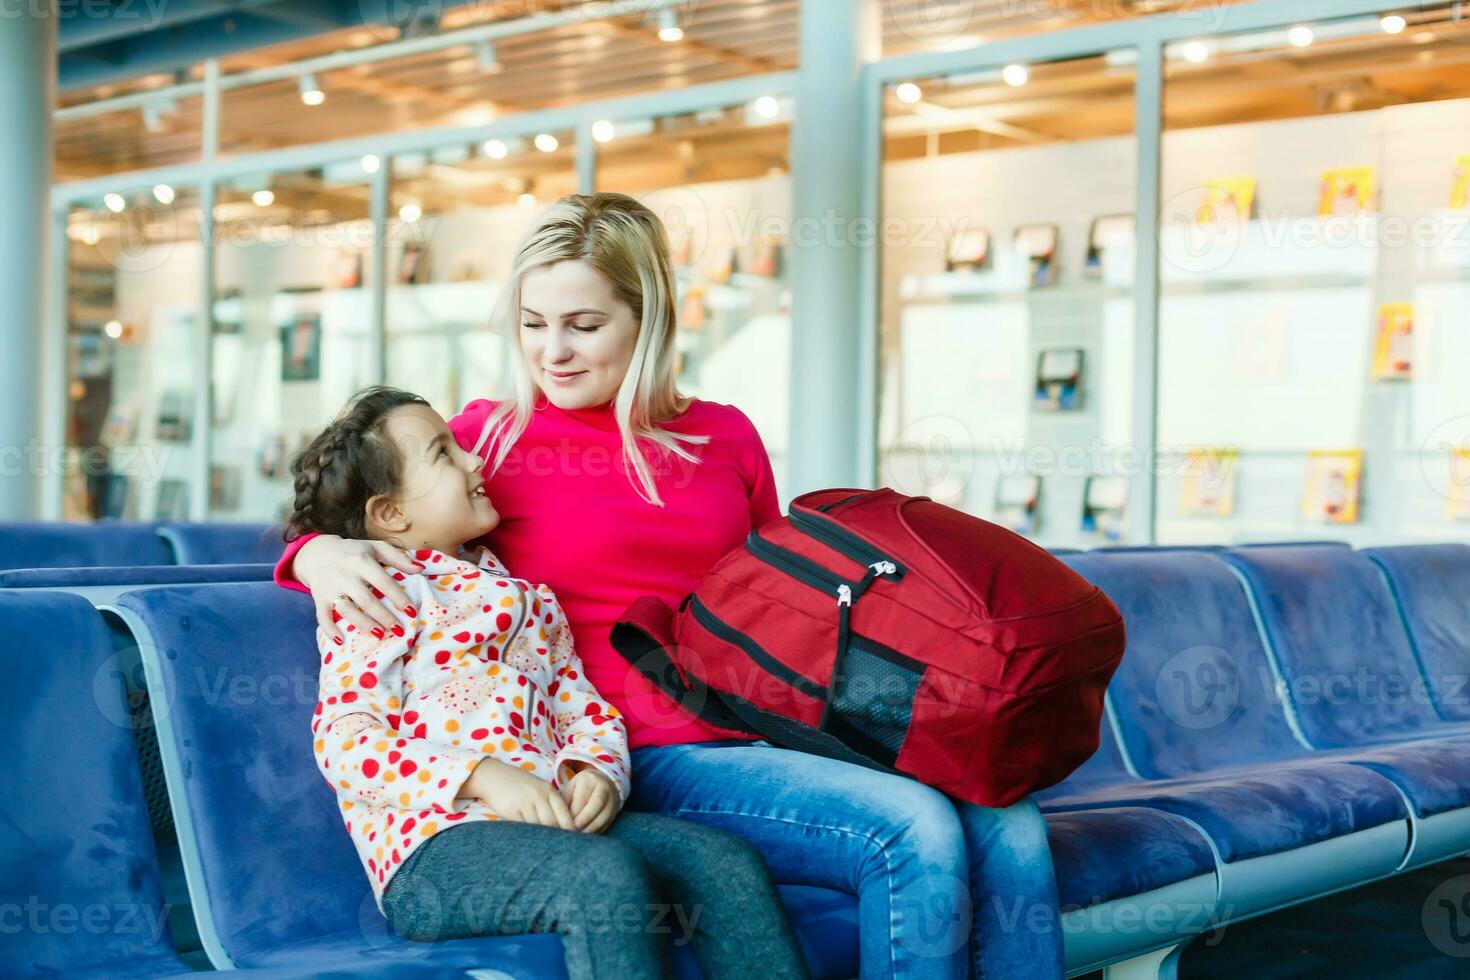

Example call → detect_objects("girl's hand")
297 534 422 639
468 758 578 832
558 767 621 834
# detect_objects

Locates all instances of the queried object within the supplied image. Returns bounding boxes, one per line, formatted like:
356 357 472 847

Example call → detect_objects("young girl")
287 385 809 980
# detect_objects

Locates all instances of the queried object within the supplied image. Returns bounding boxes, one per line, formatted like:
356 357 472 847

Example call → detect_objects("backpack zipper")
687 594 827 700
789 510 905 580
745 530 858 604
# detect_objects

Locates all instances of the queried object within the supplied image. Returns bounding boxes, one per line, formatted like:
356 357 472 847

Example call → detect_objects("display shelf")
1158 215 1379 285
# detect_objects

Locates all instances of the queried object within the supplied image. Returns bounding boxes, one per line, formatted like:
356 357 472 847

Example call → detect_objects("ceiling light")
534 133 559 152
399 203 422 222
1002 63 1029 87
518 193 536 208
299 73 325 106
252 189 275 207
1288 25 1314 47
104 320 123 339
591 120 616 143
657 10 683 42
152 184 174 205
752 95 780 119
104 192 126 213
1380 14 1407 35
360 154 381 174
895 82 923 104
482 139 509 159
1182 40 1210 63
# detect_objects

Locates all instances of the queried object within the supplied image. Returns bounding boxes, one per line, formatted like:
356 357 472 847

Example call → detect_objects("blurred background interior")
14 0 1470 551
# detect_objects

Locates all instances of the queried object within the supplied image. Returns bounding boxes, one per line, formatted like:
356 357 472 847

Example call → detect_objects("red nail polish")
405 605 418 617
371 627 385 639
332 635 344 646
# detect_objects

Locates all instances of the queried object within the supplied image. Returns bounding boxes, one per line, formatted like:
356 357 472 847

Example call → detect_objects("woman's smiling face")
518 259 639 410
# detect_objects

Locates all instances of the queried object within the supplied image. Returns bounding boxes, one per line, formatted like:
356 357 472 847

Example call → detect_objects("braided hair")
285 386 430 543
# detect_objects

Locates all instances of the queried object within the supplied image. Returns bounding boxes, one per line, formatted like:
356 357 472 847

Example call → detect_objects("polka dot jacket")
311 545 631 914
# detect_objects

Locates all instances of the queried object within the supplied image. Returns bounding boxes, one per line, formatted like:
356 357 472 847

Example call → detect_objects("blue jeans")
628 739 1064 980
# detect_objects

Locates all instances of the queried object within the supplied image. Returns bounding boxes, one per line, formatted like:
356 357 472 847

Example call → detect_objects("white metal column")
0 5 55 519
786 0 880 497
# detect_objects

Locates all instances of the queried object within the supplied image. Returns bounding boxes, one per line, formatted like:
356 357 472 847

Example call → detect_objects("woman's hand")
297 534 422 639
467 758 578 832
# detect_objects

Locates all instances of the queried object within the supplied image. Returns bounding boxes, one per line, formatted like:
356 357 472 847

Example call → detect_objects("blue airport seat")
1363 543 1470 722
0 520 173 570
110 583 857 979
0 563 274 605
1034 551 1422 917
1082 548 1470 870
0 590 485 980
1218 545 1470 746
159 522 287 565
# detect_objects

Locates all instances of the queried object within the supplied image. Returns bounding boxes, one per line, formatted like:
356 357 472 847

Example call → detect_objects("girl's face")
372 404 499 554
518 259 639 410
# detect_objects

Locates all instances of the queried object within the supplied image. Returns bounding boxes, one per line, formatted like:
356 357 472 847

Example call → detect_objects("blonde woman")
276 192 1064 980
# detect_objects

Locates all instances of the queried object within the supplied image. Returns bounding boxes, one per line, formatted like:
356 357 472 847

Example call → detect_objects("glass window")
385 133 578 420
878 52 1138 548
881 0 1248 55
57 87 204 182
1156 6 1470 545
210 166 377 522
62 185 204 520
217 6 794 156
595 100 793 498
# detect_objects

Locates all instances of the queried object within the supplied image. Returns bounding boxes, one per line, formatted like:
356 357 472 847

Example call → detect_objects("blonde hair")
472 192 708 506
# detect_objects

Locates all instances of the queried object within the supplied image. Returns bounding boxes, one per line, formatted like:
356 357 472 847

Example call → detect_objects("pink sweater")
277 395 780 749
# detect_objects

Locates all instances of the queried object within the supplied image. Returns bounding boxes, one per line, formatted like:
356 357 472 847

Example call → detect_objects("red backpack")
612 487 1126 807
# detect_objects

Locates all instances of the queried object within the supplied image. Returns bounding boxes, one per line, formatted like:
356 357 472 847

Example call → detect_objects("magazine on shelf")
1196 176 1257 225
945 228 991 272
1083 214 1133 277
1179 448 1239 518
1301 449 1363 524
1033 347 1084 411
994 474 1041 535
1081 475 1128 541
1448 449 1470 522
1371 303 1413 381
1014 223 1059 288
1452 155 1470 211
1317 166 1376 216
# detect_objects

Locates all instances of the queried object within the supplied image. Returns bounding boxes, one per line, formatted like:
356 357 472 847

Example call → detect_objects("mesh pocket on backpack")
824 636 925 767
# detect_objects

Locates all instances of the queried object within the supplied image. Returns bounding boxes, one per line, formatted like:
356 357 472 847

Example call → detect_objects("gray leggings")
381 810 811 980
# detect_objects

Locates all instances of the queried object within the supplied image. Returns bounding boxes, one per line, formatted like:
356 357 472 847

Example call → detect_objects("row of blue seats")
0 520 285 569
6 542 1470 977
0 518 1357 573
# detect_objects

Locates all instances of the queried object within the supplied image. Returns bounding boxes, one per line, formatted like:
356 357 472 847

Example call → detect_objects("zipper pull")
836 584 852 606
870 560 897 576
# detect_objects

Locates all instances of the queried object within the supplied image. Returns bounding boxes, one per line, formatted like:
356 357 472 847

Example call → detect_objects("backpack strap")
611 596 898 776
609 597 755 735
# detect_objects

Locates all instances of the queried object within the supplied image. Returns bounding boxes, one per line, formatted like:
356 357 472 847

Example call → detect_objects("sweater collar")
407 545 511 578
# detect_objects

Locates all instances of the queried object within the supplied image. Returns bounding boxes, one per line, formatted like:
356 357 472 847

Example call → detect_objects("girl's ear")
364 493 409 539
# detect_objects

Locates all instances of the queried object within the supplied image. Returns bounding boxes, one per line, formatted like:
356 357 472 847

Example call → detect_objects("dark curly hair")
284 386 430 543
